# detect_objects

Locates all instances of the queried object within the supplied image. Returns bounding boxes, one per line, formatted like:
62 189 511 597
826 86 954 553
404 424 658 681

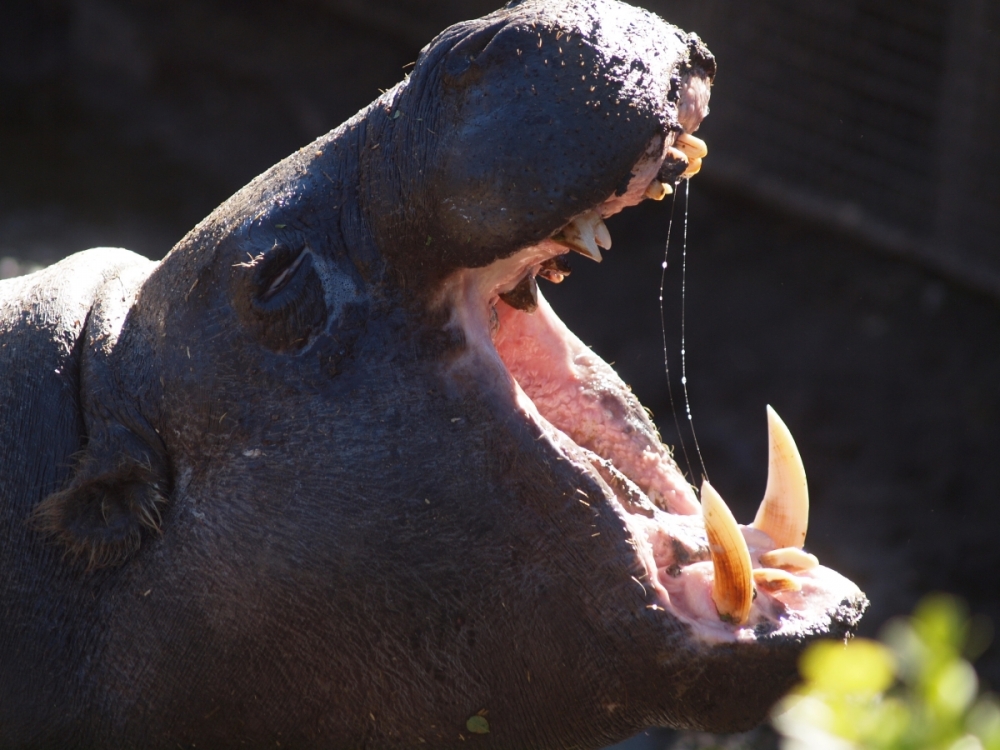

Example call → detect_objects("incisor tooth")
702 481 754 625
682 158 702 177
752 406 809 549
753 568 802 593
675 133 708 160
758 547 818 572
644 180 673 200
552 211 608 262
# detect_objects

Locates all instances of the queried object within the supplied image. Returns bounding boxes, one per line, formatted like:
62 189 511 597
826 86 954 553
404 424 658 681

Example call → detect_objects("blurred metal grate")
646 0 1000 297
321 0 1000 296
4 0 997 295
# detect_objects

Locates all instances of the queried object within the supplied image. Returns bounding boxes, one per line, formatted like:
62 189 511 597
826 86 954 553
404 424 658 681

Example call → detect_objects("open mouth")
437 73 864 644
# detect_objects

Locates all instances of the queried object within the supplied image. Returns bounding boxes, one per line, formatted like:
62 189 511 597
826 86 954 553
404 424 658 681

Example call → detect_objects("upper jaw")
514 72 712 271
363 0 720 284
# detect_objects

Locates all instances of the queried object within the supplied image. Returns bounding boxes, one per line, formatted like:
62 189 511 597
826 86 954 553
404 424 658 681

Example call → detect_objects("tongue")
494 289 700 515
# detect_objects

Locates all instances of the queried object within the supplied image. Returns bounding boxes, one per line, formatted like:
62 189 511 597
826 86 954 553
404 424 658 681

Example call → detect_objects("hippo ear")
232 242 328 352
33 419 172 571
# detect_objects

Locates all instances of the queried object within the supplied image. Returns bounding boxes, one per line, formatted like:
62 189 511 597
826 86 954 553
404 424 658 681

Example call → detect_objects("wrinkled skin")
0 1 865 748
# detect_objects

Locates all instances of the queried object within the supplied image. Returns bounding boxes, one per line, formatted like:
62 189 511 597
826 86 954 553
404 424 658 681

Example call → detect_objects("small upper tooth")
538 255 571 284
594 219 611 250
702 481 754 625
540 255 572 275
676 133 708 160
682 158 702 177
752 406 809 549
568 234 602 263
644 180 673 201
758 547 818 572
552 210 609 263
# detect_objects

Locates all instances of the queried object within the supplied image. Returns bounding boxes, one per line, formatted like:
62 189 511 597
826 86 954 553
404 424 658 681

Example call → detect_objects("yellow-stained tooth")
753 568 802 593
644 180 673 200
702 481 754 625
759 547 818 572
676 133 708 160
752 406 809 549
682 158 702 177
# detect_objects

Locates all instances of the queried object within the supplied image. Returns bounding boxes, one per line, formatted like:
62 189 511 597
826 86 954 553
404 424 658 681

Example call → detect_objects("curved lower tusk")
752 406 809 549
702 481 754 625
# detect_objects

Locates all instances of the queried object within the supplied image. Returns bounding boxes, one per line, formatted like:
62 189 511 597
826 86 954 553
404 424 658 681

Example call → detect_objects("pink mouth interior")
491 285 857 641
494 296 699 516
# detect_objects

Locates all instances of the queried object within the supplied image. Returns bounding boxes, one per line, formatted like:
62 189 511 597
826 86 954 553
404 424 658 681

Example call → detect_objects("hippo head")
37 0 865 746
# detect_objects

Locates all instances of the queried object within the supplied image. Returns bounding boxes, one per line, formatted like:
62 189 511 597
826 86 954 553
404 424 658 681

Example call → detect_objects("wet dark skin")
0 1 864 747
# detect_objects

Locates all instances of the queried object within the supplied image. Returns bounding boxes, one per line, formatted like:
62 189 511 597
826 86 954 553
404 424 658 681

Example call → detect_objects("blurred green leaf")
932 661 979 718
912 594 968 656
800 638 896 696
772 594 997 750
466 715 490 734
967 697 1000 748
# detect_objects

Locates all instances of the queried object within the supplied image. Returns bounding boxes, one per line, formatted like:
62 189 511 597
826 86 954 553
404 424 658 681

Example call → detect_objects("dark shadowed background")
3 1 999 747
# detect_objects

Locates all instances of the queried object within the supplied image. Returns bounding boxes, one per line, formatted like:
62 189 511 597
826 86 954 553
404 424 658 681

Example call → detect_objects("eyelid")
263 249 307 301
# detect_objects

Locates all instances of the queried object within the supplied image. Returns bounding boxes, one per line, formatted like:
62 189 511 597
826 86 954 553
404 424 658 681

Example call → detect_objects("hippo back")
0 248 155 744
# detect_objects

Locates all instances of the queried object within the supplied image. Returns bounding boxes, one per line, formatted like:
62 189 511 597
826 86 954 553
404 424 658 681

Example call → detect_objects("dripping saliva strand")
658 179 708 486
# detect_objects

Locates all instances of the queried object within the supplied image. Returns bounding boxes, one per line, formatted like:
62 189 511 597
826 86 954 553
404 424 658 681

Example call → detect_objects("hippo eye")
253 244 310 305
235 243 328 352
261 251 306 301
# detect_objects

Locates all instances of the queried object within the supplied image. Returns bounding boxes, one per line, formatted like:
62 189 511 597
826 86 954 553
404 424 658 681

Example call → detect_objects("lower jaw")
437 246 866 645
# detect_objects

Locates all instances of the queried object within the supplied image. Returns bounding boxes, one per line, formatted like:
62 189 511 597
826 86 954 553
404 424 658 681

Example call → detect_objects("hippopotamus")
0 0 866 747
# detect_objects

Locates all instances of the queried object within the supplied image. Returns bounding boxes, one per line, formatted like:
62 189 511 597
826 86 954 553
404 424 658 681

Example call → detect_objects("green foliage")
465 715 490 734
772 595 999 750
